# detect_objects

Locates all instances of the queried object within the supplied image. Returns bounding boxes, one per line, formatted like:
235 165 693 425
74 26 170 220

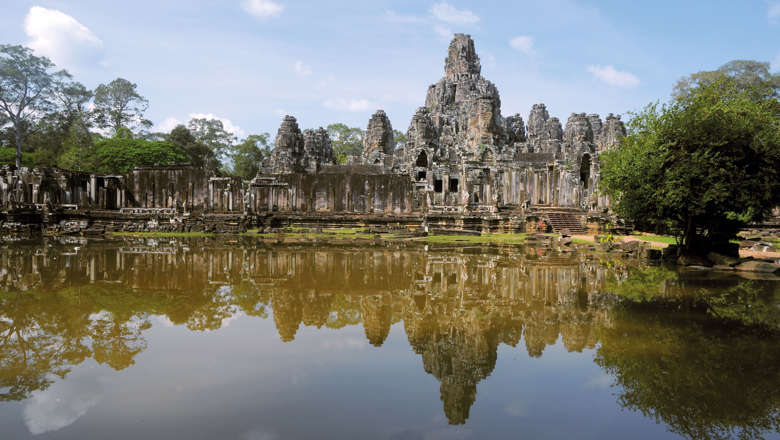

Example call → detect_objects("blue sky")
1 0 778 138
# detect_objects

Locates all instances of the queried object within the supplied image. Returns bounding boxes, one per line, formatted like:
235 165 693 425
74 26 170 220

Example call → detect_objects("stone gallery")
0 34 625 234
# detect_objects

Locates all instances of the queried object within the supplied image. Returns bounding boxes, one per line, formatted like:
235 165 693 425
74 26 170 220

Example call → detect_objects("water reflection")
0 238 777 439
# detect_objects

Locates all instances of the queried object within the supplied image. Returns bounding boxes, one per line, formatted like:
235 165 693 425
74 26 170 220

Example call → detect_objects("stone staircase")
545 211 586 234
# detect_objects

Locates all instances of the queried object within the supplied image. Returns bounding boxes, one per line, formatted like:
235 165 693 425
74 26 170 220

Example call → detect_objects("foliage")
327 123 364 164
595 304 779 440
0 147 34 166
188 117 236 163
87 136 187 174
166 124 219 172
0 44 69 168
56 123 99 171
393 129 407 149
673 60 779 100
231 133 271 179
93 77 150 134
599 78 780 251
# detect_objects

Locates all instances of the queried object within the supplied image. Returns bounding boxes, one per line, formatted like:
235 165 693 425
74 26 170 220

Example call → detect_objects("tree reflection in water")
0 238 777 438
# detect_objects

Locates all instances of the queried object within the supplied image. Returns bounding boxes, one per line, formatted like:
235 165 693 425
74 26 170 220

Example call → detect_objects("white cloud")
23 371 103 435
189 113 246 138
385 10 425 24
24 6 103 72
768 2 780 21
242 0 284 19
294 60 312 77
509 35 534 55
434 24 453 41
154 117 183 133
323 98 376 112
431 2 480 25
586 65 640 88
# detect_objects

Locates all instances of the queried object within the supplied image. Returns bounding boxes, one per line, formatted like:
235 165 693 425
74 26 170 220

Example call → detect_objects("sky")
1 0 778 139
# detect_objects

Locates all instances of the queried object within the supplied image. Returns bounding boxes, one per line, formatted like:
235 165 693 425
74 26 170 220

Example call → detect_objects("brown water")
0 237 778 440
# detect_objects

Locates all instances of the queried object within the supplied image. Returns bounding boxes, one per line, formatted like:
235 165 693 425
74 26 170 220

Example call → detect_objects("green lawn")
416 232 526 244
623 233 678 245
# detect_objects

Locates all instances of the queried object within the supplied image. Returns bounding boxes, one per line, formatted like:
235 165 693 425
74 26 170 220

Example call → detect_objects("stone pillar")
89 175 96 205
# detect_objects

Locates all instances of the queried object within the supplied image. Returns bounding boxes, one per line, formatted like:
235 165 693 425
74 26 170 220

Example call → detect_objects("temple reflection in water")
1 239 777 438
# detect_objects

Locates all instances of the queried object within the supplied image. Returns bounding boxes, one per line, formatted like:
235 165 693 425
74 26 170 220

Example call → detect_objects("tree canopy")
327 123 364 163
93 77 151 133
673 60 780 100
187 117 236 164
166 124 220 172
599 75 780 253
0 45 69 168
231 133 271 180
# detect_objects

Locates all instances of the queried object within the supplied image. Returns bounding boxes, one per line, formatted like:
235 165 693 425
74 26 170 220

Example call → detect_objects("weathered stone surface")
734 260 780 273
677 253 713 267
587 114 603 146
267 116 333 174
268 115 305 173
599 114 626 151
707 251 740 267
302 127 334 172
424 33 504 158
526 104 549 147
505 114 526 145
363 110 395 161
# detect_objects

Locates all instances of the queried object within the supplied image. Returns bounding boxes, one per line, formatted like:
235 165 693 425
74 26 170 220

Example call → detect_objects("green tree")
89 136 187 174
93 77 150 134
595 305 780 440
187 117 236 164
166 125 219 172
327 123 364 164
673 60 780 100
0 45 69 168
599 78 780 253
231 133 271 179
56 123 97 171
393 129 407 150
29 79 94 167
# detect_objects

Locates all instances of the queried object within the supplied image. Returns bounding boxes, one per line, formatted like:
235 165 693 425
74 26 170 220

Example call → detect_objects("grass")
571 238 593 245
623 233 678 245
416 232 526 244
108 231 217 238
323 227 367 234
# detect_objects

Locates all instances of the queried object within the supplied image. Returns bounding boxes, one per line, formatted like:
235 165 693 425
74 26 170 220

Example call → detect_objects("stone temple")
0 34 628 234
252 34 625 232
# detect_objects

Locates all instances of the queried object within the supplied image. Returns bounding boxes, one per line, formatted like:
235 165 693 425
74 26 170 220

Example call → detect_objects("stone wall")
249 168 419 215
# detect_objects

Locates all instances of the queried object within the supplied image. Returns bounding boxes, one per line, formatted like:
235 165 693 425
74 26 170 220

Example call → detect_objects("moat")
1 238 778 439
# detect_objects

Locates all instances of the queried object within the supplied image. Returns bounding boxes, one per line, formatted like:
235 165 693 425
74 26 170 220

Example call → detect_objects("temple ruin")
1 34 628 234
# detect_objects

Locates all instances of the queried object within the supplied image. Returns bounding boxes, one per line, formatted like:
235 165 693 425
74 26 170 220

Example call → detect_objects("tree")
166 125 219 172
393 129 407 150
327 123 364 164
56 123 97 171
187 118 236 164
599 78 780 254
0 45 68 168
93 78 150 133
231 133 271 179
88 136 187 174
673 60 780 100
